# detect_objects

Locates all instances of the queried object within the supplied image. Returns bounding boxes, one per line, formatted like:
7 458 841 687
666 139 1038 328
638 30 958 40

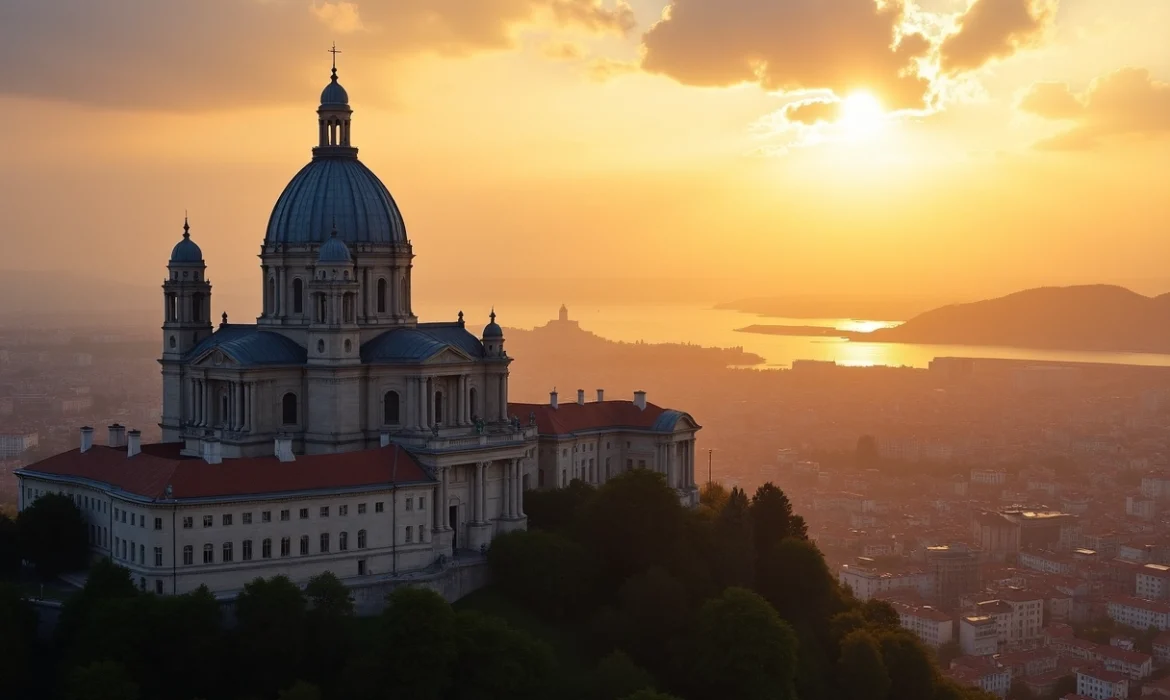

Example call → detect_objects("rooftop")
509 399 697 436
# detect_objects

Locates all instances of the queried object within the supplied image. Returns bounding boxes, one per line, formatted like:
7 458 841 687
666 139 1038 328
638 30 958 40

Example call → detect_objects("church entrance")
449 505 459 550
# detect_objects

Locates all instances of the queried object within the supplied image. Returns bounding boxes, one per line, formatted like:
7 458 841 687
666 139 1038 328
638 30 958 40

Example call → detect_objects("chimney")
380 430 392 448
126 429 141 458
549 389 558 409
577 389 585 405
80 426 94 453
596 389 605 402
633 390 647 410
108 423 126 448
275 435 295 463
202 437 222 465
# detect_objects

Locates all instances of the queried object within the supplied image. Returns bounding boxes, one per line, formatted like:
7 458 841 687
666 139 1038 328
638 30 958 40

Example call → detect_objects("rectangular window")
339 532 348 551
300 536 309 555
222 542 233 563
375 502 384 513
140 515 145 529
115 537 121 558
638 459 646 469
280 509 290 522
358 503 367 514
405 497 413 512
130 541 136 562
242 513 252 525
183 546 193 565
140 544 144 563
155 580 163 595
154 517 163 531
626 459 633 469
85 496 89 508
242 540 253 561
299 508 309 520
320 533 330 553
202 515 212 528
405 526 413 543
182 517 193 529
115 507 120 520
223 514 232 527
121 511 127 523
262 510 272 523
419 496 425 510
203 544 213 564
280 537 291 557
154 547 163 566
320 506 329 518
339 505 348 516
262 538 272 558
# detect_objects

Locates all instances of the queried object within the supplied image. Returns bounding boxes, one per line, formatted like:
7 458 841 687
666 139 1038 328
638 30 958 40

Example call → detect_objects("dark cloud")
640 0 932 110
940 0 1055 73
785 100 842 125
0 0 634 109
1018 68 1170 150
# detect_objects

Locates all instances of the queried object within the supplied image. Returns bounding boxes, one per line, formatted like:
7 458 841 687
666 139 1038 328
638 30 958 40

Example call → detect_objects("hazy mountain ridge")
864 284 1170 353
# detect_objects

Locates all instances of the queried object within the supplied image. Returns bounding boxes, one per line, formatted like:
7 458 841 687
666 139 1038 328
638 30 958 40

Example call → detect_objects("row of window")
181 529 376 565
561 441 631 458
179 499 417 529
273 276 397 316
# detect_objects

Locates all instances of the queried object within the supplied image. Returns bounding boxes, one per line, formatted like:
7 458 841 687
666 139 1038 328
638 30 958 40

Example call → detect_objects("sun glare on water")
838 91 886 136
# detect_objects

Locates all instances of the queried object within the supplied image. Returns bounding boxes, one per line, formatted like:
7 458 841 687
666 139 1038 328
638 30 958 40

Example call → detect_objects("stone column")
277 268 286 317
417 377 427 430
479 463 489 524
432 484 441 531
440 467 450 530
472 463 482 522
201 380 209 427
502 462 512 517
515 459 525 518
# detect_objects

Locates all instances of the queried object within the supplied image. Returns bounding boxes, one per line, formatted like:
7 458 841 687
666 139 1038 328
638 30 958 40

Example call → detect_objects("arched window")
221 394 229 423
202 543 213 564
400 278 408 314
293 278 304 314
383 391 400 425
339 532 348 551
282 393 298 425
299 535 309 555
192 293 204 322
434 391 443 425
469 388 478 419
183 545 193 566
377 278 387 313
357 529 367 549
267 277 276 314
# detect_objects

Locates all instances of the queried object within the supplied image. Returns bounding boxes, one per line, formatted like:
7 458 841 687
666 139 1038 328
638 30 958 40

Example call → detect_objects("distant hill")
863 285 1170 353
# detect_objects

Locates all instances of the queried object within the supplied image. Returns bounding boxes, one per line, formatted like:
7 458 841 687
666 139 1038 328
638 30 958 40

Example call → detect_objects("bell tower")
307 226 361 366
162 217 212 360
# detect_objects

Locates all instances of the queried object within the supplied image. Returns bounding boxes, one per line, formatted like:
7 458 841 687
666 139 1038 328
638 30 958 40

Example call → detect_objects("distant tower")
162 217 212 360
558 304 569 323
482 309 505 358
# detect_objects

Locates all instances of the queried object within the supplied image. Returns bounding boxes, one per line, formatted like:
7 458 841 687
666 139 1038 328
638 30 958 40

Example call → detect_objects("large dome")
265 157 407 245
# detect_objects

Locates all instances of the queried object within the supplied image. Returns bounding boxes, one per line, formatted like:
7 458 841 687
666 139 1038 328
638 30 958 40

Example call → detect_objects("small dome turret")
482 309 503 339
317 226 352 263
170 217 203 264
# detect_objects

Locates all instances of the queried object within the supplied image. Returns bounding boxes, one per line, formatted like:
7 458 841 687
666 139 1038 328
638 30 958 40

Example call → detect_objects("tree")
712 487 755 589
380 586 459 700
234 576 308 698
861 599 902 628
856 435 879 466
0 583 38 699
698 482 728 512
278 681 322 700
593 650 656 700
488 529 593 619
750 483 806 555
837 630 891 700
148 586 225 700
756 537 843 631
576 470 689 591
17 492 88 579
55 558 138 649
65 660 140 700
0 512 21 576
610 567 692 675
450 610 556 700
525 479 596 532
877 629 938 700
935 640 961 667
304 572 356 689
690 588 798 700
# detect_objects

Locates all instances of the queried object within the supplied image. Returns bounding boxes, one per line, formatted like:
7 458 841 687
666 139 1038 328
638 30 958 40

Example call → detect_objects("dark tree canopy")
65 660 140 700
593 650 656 700
234 576 308 698
0 583 39 699
18 493 89 579
690 588 799 700
488 529 593 619
837 630 892 700
380 586 459 700
0 513 20 576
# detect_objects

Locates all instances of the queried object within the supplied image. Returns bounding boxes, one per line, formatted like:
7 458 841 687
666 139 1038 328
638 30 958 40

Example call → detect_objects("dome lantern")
169 215 204 265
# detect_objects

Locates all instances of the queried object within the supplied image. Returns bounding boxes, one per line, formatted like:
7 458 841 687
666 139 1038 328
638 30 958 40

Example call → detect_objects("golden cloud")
940 0 1057 73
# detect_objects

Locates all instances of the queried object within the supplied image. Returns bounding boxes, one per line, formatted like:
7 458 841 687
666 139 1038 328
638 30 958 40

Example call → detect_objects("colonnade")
656 439 696 490
430 458 526 537
189 378 258 432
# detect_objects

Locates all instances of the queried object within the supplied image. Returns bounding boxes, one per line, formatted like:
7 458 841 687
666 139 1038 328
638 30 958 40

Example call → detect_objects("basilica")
15 60 700 602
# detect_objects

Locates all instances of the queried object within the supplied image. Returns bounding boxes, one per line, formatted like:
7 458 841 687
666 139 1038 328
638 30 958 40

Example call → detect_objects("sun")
838 91 886 135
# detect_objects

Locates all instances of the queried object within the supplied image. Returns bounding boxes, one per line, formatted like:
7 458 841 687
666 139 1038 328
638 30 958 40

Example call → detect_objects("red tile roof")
18 442 431 501
509 400 686 435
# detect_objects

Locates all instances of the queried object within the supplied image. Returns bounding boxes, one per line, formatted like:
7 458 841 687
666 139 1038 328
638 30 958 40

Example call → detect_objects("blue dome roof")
266 158 407 245
170 220 203 263
317 232 352 263
321 73 349 106
482 310 503 339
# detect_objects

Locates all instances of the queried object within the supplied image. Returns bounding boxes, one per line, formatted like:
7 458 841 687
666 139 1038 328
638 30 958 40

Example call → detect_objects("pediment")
423 347 474 365
190 348 240 368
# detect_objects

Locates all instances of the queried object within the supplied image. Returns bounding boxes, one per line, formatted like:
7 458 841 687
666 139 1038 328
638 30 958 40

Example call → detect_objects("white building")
838 564 934 601
960 615 999 656
1126 496 1157 520
1075 667 1129 700
889 600 953 647
1142 475 1170 499
971 469 1007 486
947 664 1011 698
1106 596 1170 631
0 431 38 459
14 60 699 602
1136 564 1170 600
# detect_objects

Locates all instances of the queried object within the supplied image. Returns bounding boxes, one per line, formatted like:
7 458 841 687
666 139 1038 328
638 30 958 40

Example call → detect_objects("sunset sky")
1 0 1168 312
